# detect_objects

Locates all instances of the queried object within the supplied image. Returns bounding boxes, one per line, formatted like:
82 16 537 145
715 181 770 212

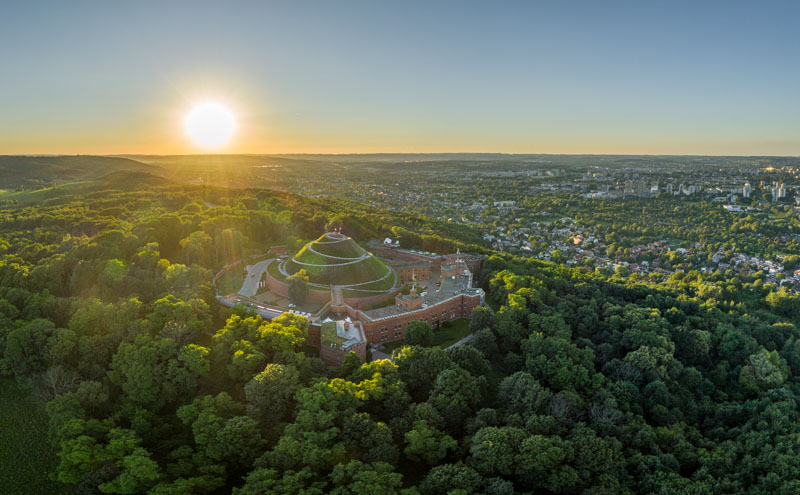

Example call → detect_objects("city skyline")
2 1 799 155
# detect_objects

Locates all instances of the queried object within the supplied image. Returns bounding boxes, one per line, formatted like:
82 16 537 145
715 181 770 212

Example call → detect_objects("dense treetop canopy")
1 171 800 494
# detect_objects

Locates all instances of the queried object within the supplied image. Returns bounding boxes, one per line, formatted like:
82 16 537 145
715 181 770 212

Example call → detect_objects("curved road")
238 259 273 297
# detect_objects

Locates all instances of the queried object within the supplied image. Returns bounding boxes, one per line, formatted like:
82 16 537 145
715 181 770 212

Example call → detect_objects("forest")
2 171 800 494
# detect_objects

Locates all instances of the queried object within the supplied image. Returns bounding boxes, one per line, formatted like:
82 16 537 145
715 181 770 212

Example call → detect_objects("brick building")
391 261 432 283
219 235 485 367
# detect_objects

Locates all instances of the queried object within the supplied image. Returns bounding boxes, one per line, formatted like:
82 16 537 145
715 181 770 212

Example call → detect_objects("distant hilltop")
0 155 161 189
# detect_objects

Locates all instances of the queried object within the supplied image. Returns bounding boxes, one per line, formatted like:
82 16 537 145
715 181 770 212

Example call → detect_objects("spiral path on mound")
299 243 370 263
312 234 349 244
278 258 398 292
280 232 399 293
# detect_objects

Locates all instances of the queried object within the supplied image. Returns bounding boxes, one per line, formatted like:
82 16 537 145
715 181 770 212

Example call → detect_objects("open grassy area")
216 265 245 295
378 318 472 353
289 255 393 287
321 321 347 348
267 259 287 282
341 275 397 296
0 378 71 495
434 318 472 347
0 180 97 203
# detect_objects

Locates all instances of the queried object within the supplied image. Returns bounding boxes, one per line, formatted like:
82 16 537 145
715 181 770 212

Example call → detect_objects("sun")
184 102 236 149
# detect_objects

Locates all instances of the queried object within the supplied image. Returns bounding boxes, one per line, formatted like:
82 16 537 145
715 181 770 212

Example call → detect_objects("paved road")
370 348 394 362
446 332 474 349
238 259 273 297
331 286 344 306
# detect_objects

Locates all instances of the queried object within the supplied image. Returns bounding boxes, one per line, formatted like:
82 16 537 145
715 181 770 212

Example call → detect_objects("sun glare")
184 102 236 149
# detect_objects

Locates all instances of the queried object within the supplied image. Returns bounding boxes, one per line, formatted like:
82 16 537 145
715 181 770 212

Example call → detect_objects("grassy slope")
216 266 245 295
267 259 287 282
0 180 98 202
307 236 364 258
0 378 71 495
291 256 393 287
288 236 394 288
0 171 171 205
0 155 161 189
434 318 472 347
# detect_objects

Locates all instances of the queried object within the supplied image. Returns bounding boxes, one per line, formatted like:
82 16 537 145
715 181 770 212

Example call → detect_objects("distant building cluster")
771 182 787 202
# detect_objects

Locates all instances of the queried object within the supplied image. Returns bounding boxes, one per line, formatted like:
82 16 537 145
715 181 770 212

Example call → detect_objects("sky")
1 0 799 155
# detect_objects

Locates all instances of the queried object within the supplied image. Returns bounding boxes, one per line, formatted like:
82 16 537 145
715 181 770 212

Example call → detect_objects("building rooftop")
390 260 431 269
363 270 483 322
321 318 366 350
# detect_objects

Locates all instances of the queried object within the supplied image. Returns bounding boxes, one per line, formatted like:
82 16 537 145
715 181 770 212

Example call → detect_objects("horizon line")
3 152 800 159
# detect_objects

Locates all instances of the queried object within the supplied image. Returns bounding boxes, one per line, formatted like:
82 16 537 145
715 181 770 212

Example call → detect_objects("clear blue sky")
1 0 799 155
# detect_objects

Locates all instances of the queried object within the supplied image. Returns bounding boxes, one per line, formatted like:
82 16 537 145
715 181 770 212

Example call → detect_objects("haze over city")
2 0 799 155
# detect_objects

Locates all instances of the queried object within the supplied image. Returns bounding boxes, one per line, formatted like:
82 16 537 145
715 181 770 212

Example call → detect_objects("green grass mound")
267 259 286 281
305 233 366 259
286 233 395 289
286 255 393 288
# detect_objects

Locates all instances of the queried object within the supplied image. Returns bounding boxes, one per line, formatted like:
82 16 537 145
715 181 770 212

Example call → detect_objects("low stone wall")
265 265 290 297
371 245 444 267
343 289 401 309
265 260 399 308
213 259 243 285
265 266 332 304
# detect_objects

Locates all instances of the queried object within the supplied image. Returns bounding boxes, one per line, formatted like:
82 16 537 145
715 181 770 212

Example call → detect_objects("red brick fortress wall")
320 340 367 366
361 293 482 344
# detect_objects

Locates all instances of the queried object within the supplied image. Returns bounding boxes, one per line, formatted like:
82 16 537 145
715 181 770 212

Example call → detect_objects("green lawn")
267 259 287 282
0 378 71 494
216 265 245 295
0 181 96 203
434 318 472 347
321 321 347 348
378 318 472 353
341 275 397 296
